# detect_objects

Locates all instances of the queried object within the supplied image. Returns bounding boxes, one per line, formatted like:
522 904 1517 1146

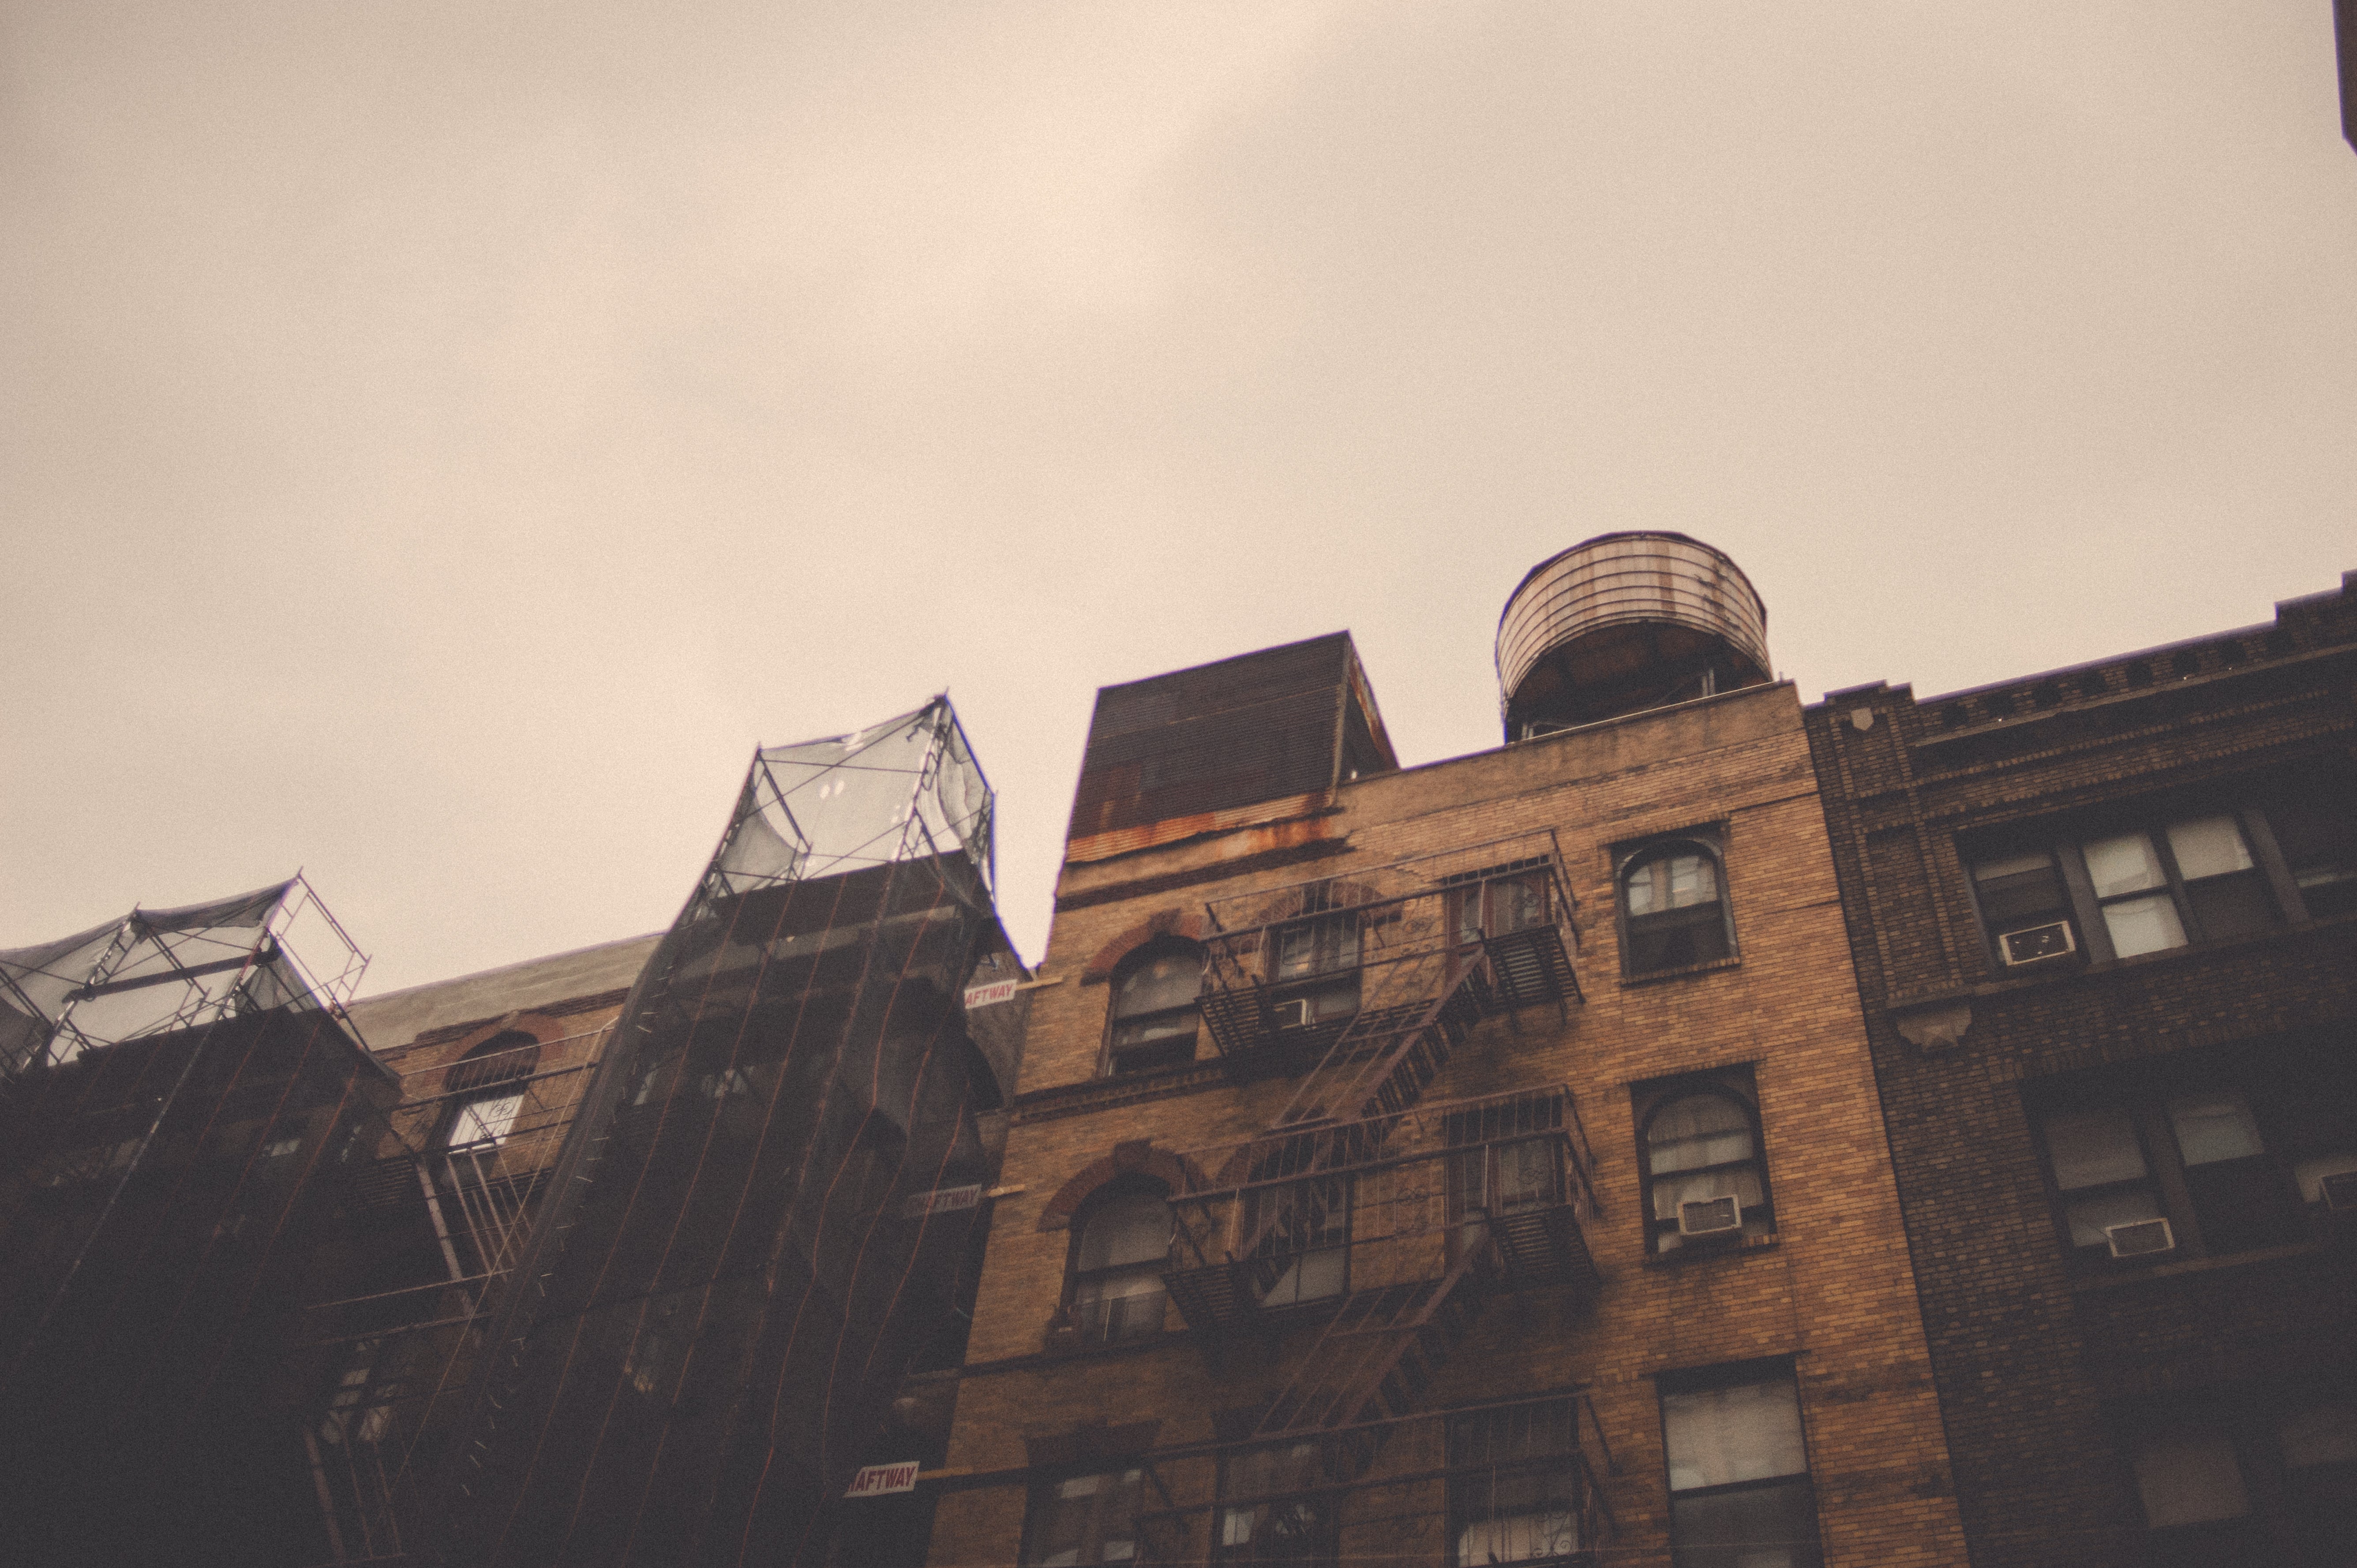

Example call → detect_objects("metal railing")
1160 1087 1600 1334
1128 1391 1618 1568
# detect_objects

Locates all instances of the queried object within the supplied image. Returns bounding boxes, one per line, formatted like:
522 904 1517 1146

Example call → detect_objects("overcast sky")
4 0 2353 998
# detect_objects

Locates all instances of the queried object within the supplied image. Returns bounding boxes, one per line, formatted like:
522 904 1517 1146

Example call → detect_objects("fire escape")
1146 834 1610 1564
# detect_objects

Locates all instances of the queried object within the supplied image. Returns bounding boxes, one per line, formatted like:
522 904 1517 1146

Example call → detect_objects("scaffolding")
0 878 396 1566
299 1019 619 1564
401 697 1012 1568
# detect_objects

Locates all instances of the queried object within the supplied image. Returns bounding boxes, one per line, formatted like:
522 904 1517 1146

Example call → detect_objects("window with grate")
1023 1467 1145 1567
1447 1400 1582 1564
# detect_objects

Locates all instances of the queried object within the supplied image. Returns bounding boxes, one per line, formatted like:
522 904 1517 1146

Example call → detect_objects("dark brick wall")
1803 571 2357 1568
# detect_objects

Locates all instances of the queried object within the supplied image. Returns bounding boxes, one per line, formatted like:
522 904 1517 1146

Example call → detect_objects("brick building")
1801 571 2357 1567
0 700 1020 1568
921 536 1968 1568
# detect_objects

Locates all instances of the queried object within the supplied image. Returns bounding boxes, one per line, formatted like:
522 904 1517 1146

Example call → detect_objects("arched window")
1620 840 1733 975
442 1030 538 1156
1641 1084 1773 1254
1106 940 1202 1076
1068 1179 1173 1343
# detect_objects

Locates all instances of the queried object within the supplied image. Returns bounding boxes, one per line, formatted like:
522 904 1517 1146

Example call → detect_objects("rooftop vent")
1496 532 1770 740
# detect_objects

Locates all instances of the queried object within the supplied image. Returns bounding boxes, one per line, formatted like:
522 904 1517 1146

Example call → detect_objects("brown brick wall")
929 680 1967 1568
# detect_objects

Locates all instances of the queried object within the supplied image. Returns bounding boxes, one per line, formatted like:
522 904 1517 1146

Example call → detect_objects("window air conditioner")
1270 998 1313 1030
1677 1197 1742 1238
1998 921 2076 965
2105 1218 2175 1259
2322 1171 2357 1212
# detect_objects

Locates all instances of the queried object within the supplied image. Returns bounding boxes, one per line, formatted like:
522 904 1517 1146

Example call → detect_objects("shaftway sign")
845 1461 922 1498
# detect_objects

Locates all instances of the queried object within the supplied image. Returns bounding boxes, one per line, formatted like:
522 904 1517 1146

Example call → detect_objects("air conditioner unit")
2105 1217 2175 1259
2321 1171 2357 1212
1678 1197 1742 1237
1998 921 2076 966
1270 998 1313 1029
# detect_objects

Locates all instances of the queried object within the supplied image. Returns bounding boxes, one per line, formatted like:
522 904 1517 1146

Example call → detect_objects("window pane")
2084 833 2166 899
2166 816 2254 881
2043 1108 2147 1190
2131 1421 2249 1528
2101 893 2187 957
450 1093 523 1149
1117 950 1200 1017
1664 1380 1806 1491
1649 1096 1754 1175
2183 872 2276 941
2062 1185 2164 1250
1627 852 1718 917
1078 1192 1172 1271
1973 856 2068 926
2168 1091 2265 1167
1973 849 2054 883
1668 1479 1820 1568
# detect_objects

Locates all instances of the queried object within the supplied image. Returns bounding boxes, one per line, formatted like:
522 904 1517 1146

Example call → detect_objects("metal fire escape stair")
1251 1242 1488 1445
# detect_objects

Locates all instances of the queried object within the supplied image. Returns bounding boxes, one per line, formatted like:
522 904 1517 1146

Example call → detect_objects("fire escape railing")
1161 835 1603 1553
1162 1086 1601 1339
295 1026 613 1566
1128 1390 1619 1568
1196 832 1580 1135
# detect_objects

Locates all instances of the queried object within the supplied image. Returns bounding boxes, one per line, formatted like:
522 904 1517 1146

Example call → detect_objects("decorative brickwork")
1803 570 2357 1568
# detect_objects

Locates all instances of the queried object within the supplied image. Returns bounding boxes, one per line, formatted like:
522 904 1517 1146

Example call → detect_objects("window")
1218 1440 1332 1565
2281 1398 2357 1560
1245 1175 1349 1306
1619 838 1732 976
2116 1390 2357 1565
1068 1180 1172 1344
1269 887 1362 1027
447 1092 523 1153
1449 861 1554 945
1023 1467 1144 1567
1635 1071 1774 1255
442 1030 538 1157
1965 783 2357 973
1107 940 1202 1076
2127 1408 2254 1563
1660 1363 1821 1568
2274 796 2357 921
2031 1052 2356 1265
2085 815 2272 955
1448 1401 1583 1564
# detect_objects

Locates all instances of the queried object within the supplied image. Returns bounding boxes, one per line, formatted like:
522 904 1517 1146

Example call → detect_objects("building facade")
1802 571 2357 1567
922 541 1968 1568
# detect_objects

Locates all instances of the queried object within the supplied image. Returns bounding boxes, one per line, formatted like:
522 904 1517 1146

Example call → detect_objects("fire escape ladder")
1264 946 1484 1139
1251 1241 1490 1465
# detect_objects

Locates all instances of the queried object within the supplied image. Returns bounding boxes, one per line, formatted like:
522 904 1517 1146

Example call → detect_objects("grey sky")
4 1 2353 995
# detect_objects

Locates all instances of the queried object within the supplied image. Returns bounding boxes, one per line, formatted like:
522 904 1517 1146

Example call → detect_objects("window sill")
1643 1232 1779 1268
1886 907 2357 1014
2065 1235 2336 1294
1620 954 1742 988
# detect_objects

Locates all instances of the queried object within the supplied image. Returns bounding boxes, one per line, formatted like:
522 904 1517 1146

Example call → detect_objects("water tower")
1495 532 1771 741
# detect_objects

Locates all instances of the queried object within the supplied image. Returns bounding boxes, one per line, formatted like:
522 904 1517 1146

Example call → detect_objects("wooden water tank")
1496 532 1770 739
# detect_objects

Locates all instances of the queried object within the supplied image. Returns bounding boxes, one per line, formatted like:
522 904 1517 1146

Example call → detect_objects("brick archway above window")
1080 910 1208 984
1038 1139 1207 1230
